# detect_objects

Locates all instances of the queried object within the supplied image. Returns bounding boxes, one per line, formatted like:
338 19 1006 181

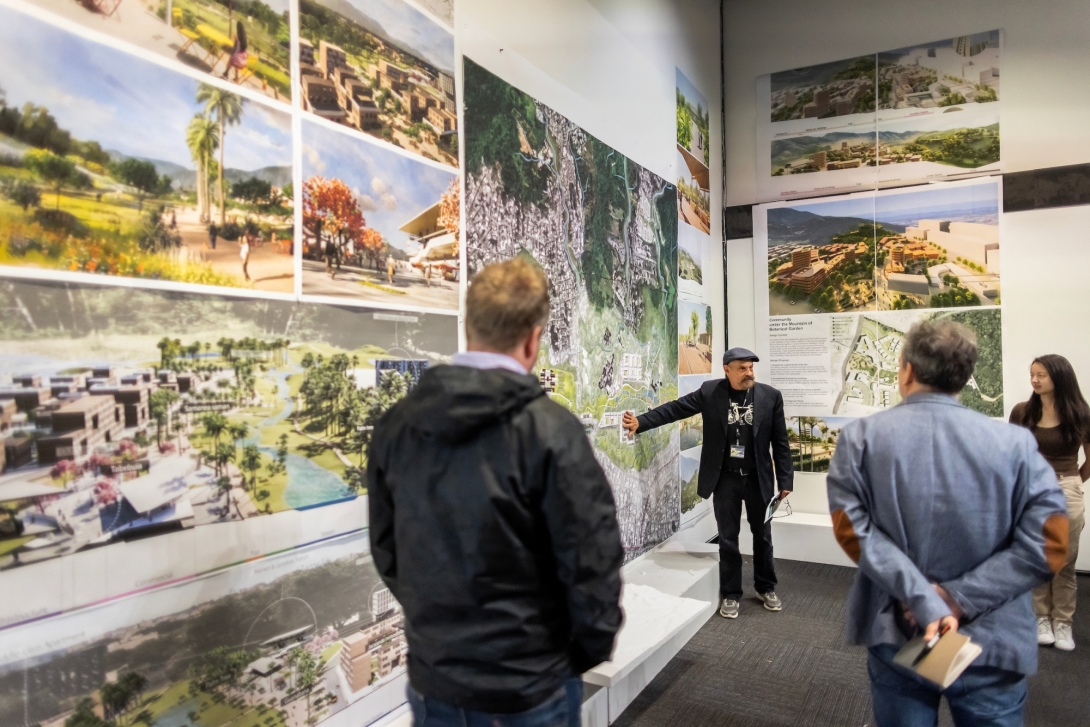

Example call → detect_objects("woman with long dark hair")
1010 354 1090 652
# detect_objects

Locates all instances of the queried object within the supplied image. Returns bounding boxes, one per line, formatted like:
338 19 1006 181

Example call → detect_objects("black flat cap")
723 347 759 365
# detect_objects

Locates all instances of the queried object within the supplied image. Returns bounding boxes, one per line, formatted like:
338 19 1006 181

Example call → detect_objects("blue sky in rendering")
676 69 708 113
0 6 291 171
302 120 455 252
875 182 999 223
679 222 704 265
787 195 875 221
679 374 710 397
333 0 454 73
680 448 700 480
680 300 709 336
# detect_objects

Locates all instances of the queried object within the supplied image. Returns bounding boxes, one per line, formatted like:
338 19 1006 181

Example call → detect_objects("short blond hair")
466 258 550 352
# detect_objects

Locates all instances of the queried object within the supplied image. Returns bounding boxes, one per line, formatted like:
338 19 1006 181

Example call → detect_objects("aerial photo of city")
298 0 457 166
26 0 292 103
0 9 296 293
878 31 1000 111
300 120 459 310
0 279 456 570
0 532 409 727
831 308 1003 417
770 55 876 123
874 181 1000 311
878 109 1000 171
766 195 877 316
788 415 856 472
463 58 682 560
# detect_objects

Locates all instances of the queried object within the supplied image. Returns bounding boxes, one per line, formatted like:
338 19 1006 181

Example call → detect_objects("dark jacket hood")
406 365 545 444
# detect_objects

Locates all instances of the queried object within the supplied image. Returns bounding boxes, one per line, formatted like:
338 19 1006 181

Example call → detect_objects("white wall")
458 0 725 362
722 0 1090 568
722 0 1090 207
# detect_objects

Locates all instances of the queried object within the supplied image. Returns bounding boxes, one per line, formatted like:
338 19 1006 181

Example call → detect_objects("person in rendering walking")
827 321 1068 727
208 222 218 250
239 236 251 281
623 347 793 618
1010 354 1090 652
368 258 623 726
324 239 337 280
223 21 249 83
387 254 396 285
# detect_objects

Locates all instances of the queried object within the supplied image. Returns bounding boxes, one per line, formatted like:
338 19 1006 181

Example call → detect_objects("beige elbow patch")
832 509 861 563
1043 513 1070 574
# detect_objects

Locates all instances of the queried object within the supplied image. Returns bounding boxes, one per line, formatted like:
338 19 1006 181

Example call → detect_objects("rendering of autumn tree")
438 178 460 255
303 176 385 268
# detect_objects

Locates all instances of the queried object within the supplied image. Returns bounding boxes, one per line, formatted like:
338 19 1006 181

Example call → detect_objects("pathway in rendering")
175 205 294 293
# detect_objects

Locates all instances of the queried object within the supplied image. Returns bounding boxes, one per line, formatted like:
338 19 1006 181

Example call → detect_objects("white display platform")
366 509 721 726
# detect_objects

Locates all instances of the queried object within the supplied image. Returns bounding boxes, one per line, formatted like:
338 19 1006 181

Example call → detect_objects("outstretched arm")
635 388 704 433
827 426 952 628
941 436 1068 619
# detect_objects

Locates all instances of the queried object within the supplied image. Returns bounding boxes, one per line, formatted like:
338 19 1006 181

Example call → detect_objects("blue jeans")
868 644 1027 727
408 677 583 727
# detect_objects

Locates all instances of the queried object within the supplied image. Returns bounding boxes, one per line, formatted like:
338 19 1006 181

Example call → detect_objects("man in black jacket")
623 348 793 619
368 258 624 726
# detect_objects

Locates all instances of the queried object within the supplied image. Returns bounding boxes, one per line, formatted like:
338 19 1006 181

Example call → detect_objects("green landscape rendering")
27 0 291 103
0 533 409 727
0 7 296 293
0 278 456 570
463 57 682 560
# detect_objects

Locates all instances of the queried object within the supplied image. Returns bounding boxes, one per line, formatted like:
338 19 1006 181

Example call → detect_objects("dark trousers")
714 469 776 600
409 678 583 727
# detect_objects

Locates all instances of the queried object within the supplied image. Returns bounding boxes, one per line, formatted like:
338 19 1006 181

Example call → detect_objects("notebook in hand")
893 630 983 689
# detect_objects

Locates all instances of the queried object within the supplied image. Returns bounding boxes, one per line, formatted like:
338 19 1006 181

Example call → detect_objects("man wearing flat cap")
623 347 793 618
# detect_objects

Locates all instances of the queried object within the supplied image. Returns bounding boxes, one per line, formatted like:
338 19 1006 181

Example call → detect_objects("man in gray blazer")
827 320 1068 727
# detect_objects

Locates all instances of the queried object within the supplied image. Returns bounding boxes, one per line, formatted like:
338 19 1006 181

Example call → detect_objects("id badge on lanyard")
729 390 749 459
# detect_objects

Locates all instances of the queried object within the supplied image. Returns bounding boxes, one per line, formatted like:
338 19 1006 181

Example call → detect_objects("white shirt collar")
452 351 529 375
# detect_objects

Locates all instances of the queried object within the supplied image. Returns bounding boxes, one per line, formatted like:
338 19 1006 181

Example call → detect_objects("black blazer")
637 380 793 502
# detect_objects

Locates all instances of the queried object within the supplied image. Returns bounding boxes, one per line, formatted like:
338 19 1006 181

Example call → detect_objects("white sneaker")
719 599 739 619
1053 621 1075 651
1037 617 1055 646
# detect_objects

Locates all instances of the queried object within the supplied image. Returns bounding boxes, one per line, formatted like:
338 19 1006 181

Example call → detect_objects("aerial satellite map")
463 58 681 560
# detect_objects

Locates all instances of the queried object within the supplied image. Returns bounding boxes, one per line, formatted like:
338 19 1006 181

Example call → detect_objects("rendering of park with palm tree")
0 9 295 292
788 416 855 472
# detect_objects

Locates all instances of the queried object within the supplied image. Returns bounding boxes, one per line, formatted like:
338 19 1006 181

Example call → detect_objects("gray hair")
902 320 978 394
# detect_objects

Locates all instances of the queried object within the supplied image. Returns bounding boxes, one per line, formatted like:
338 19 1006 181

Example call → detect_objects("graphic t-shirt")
727 385 756 471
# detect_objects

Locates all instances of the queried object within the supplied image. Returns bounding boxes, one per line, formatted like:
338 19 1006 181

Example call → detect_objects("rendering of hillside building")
877 219 1001 308
299 38 457 147
773 241 867 294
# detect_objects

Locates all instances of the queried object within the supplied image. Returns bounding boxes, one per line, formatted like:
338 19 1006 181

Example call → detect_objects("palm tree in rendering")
196 84 244 227
186 114 219 224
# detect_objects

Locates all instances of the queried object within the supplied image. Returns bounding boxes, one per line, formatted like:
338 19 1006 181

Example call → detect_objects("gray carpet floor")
612 558 1090 727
